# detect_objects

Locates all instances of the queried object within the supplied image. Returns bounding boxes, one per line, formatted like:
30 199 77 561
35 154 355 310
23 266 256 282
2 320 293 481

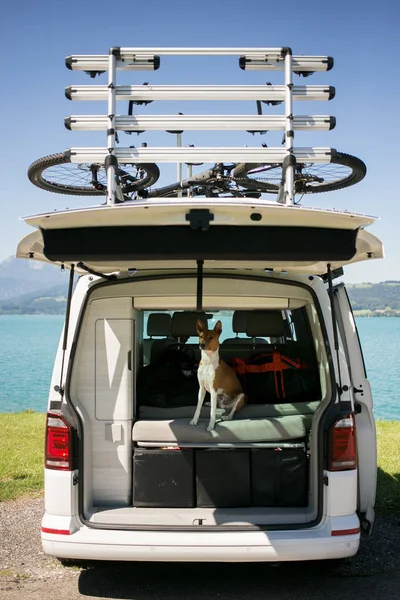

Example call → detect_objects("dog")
189 319 246 431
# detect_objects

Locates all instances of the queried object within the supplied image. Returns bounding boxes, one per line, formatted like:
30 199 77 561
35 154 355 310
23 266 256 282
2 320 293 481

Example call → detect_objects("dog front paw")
206 423 215 432
189 419 198 426
221 414 233 421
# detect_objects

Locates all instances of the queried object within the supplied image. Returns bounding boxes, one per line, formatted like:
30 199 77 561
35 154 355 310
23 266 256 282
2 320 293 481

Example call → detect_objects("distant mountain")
0 256 66 301
0 284 68 315
346 281 400 315
0 255 399 316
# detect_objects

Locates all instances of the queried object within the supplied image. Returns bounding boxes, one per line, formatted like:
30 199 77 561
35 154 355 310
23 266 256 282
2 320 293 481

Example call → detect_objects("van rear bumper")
41 514 360 562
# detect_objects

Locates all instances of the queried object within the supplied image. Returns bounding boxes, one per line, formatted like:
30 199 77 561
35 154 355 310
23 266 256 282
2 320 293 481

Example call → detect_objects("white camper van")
16 199 382 563
19 46 382 563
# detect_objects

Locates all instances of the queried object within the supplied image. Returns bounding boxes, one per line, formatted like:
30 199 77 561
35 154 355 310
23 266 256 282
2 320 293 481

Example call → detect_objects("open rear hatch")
17 198 383 273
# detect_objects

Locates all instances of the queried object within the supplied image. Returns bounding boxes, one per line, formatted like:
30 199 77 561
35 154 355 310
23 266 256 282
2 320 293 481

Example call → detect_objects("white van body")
17 199 382 563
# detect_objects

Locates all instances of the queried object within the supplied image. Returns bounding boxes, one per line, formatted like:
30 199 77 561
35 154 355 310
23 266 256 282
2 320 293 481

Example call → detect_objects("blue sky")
1 0 398 282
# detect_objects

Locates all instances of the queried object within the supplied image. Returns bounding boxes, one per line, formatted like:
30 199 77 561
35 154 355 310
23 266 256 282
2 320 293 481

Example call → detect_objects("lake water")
0 315 399 419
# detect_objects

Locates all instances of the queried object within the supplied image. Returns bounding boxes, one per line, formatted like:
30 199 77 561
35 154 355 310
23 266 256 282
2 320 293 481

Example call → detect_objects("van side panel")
95 318 133 421
70 296 133 508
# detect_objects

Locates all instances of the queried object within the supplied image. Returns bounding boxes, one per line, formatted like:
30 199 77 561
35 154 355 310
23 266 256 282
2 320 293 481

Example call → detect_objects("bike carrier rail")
66 85 335 102
65 115 336 132
64 46 336 206
68 147 334 164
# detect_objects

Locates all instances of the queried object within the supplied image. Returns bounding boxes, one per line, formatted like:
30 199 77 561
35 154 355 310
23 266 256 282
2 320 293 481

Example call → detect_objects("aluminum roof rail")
68 146 334 164
65 115 336 132
66 84 335 102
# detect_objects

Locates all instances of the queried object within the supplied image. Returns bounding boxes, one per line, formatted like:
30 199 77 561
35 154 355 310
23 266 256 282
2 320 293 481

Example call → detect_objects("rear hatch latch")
185 209 214 231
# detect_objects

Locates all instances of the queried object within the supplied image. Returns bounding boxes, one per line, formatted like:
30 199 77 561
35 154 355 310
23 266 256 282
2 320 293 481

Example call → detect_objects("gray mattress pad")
138 401 319 421
132 413 311 444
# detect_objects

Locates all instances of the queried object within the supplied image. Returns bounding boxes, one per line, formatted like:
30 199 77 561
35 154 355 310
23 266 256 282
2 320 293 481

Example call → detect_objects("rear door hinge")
73 474 79 486
323 475 329 486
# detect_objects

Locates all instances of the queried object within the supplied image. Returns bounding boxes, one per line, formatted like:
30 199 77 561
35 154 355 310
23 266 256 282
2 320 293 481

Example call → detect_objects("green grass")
0 412 46 501
1 414 400 515
376 421 400 515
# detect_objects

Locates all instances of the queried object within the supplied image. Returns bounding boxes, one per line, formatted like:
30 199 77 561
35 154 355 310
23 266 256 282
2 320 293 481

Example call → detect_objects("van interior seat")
221 310 267 345
143 313 176 365
245 310 287 341
167 311 207 362
245 310 318 369
245 310 299 357
171 311 207 343
219 310 286 363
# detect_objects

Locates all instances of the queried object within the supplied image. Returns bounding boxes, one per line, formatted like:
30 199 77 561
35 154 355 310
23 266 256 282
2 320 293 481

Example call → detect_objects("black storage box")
133 448 195 507
251 448 308 507
196 449 251 508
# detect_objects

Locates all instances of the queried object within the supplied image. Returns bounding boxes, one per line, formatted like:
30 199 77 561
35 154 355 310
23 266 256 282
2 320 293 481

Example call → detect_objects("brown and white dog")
189 319 246 431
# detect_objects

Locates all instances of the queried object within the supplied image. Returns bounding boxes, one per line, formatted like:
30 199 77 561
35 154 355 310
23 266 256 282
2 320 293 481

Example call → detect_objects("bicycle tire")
232 151 366 194
28 151 160 195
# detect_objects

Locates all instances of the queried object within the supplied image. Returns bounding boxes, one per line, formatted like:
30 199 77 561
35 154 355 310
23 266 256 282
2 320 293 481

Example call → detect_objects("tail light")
45 413 72 470
328 414 357 471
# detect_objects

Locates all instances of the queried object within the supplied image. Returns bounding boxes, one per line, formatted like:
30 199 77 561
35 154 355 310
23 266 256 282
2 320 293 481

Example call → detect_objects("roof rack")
64 46 336 206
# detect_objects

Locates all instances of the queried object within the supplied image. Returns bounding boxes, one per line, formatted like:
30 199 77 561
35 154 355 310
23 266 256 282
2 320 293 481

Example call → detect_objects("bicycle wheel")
28 151 160 196
232 151 366 194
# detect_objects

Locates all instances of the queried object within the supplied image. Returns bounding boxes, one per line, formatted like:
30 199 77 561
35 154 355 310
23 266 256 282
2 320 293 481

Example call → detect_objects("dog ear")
197 319 206 334
214 320 222 335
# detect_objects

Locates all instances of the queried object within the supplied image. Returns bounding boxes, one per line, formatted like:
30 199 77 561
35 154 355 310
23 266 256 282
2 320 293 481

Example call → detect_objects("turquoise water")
0 315 399 419
0 316 64 413
356 318 400 421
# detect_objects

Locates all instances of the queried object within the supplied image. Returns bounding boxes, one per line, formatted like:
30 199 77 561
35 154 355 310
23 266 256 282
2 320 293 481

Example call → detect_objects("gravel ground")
1 497 400 600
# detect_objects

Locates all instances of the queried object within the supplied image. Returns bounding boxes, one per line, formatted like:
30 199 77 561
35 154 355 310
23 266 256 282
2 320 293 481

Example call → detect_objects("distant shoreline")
353 311 400 318
0 312 65 316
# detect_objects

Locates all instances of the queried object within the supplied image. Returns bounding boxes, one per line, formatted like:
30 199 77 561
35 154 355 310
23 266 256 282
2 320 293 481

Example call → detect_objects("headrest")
232 310 250 334
171 311 207 339
246 311 286 338
147 313 172 337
